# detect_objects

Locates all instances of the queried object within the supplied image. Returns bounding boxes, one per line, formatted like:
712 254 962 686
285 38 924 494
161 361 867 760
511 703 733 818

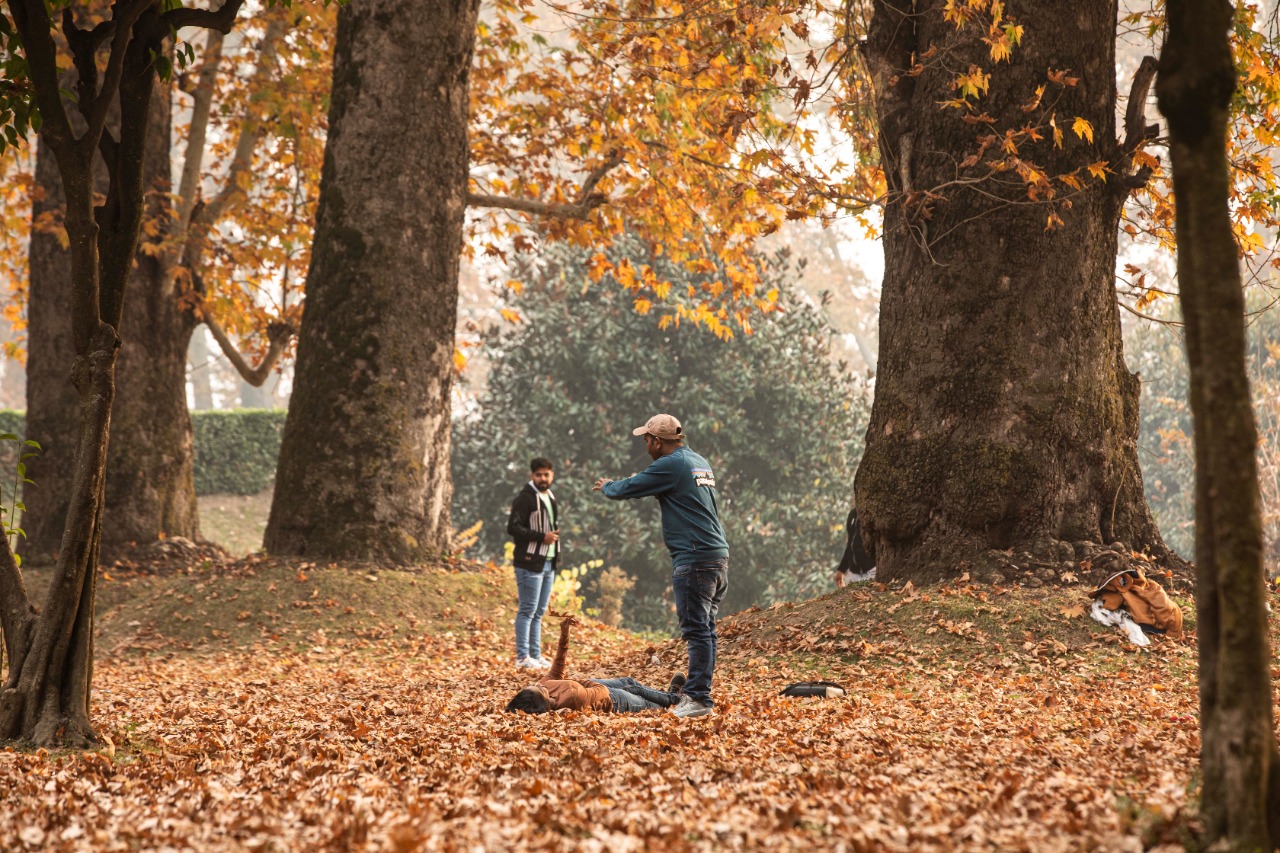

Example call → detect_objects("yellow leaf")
1060 603 1086 619
1071 116 1094 144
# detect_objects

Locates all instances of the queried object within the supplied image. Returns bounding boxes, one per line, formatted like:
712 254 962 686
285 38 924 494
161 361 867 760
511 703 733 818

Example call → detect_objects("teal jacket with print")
601 446 728 567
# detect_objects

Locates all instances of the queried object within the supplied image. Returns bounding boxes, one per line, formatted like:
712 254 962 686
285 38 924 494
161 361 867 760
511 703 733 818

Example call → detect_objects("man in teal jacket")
593 414 728 718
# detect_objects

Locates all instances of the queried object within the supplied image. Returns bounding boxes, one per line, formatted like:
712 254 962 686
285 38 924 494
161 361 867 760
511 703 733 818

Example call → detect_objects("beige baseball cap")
632 414 684 440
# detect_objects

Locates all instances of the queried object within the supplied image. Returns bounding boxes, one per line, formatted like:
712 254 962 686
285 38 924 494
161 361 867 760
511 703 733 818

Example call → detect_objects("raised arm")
546 616 577 680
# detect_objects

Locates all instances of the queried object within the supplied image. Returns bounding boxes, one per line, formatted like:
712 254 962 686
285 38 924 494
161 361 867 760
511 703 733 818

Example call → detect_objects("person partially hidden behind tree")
836 498 876 588
505 616 685 714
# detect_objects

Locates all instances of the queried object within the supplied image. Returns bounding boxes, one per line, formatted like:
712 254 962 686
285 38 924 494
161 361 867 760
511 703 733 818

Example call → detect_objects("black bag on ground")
780 682 847 698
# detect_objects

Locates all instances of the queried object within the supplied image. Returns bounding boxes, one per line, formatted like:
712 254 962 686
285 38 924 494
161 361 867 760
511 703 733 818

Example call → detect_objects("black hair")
505 688 552 714
530 457 554 473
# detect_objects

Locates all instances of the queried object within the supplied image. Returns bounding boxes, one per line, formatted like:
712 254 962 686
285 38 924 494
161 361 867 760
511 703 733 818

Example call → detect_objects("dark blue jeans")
672 558 729 705
595 677 680 712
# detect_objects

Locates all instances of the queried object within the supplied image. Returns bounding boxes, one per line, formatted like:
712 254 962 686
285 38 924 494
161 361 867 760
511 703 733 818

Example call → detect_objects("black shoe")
667 672 686 694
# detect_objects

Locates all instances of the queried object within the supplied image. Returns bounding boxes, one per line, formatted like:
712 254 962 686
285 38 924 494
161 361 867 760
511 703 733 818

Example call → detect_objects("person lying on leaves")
505 615 685 714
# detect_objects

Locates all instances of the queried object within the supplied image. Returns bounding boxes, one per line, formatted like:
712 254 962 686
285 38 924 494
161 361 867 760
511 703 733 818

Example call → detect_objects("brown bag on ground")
1093 567 1184 640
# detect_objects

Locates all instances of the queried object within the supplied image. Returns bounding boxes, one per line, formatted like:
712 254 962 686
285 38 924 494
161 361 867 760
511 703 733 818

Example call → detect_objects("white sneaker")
671 696 713 718
515 657 541 669
533 657 552 669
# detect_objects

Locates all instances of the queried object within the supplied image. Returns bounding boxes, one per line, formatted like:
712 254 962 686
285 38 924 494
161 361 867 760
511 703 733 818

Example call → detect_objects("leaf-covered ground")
0 561 1262 852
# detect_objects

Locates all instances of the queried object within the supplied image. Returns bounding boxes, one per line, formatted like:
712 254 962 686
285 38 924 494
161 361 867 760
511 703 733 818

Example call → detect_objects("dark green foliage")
1128 316 1194 559
192 409 287 496
0 410 24 439
1130 300 1280 564
452 240 871 631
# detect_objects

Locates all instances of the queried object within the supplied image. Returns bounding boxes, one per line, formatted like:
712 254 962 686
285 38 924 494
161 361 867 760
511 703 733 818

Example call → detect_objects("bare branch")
166 14 285 296
466 191 610 219
173 29 226 235
468 151 624 219
63 9 100 122
196 15 287 227
1120 299 1183 326
204 315 293 387
577 149 624 199
1121 55 1161 190
9 0 75 159
86 18 117 52
164 0 249 35
81 0 151 158
1124 56 1160 150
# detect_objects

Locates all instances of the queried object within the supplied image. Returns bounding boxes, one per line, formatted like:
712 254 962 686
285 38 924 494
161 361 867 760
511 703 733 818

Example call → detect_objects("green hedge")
192 409 286 495
0 408 286 497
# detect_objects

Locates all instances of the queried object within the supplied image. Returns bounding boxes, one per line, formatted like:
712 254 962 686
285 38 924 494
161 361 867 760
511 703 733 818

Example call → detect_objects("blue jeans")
672 558 728 705
514 561 554 659
595 677 680 712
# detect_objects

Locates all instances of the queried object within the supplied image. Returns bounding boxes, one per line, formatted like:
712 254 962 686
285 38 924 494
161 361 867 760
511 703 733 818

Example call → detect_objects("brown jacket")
537 619 612 712
1093 568 1184 639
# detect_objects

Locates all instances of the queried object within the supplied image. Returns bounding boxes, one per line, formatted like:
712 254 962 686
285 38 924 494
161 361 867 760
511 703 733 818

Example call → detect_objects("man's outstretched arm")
594 460 678 500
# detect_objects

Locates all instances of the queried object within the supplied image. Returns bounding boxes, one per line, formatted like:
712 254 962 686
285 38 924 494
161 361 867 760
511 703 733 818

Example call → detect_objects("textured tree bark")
23 134 84 563
24 84 197 562
0 326 117 747
264 0 479 562
856 0 1170 581
103 84 200 556
1157 1 1280 847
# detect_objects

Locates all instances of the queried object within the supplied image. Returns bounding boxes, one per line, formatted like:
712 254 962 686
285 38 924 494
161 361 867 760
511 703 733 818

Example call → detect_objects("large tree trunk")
1157 1 1280 847
23 134 83 563
104 83 199 554
264 0 478 562
856 0 1169 582
24 83 198 562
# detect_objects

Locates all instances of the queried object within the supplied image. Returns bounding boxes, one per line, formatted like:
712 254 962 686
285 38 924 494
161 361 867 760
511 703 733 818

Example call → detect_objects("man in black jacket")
507 457 560 669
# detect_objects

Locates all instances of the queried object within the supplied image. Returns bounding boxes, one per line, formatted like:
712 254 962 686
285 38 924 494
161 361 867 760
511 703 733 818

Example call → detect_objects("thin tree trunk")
856 0 1170 582
1157 1 1280 847
264 0 479 562
2 0 166 746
